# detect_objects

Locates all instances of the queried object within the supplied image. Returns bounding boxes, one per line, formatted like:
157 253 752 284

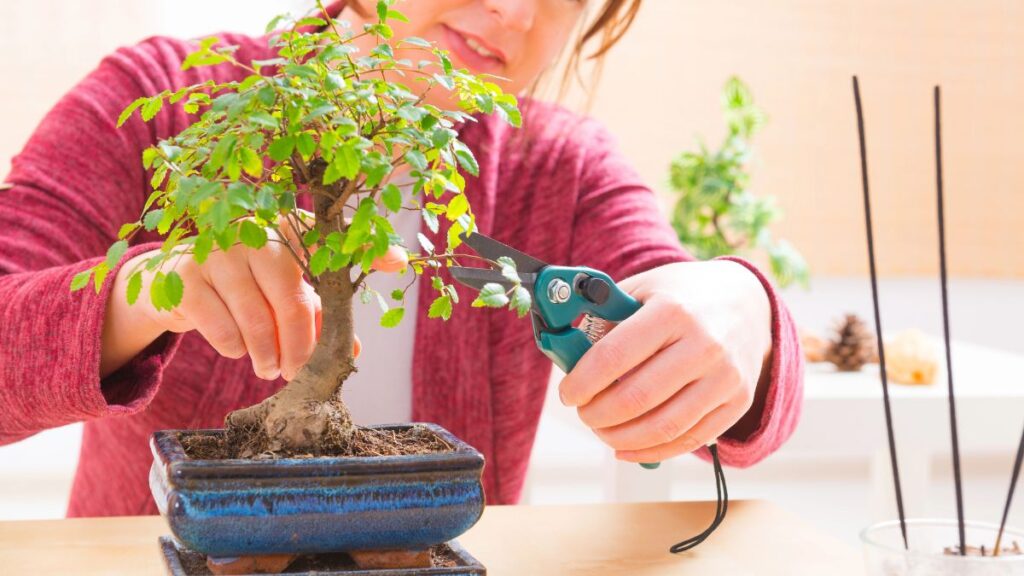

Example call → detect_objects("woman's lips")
440 24 505 74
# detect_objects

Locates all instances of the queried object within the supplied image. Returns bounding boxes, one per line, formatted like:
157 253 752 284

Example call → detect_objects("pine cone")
825 314 876 372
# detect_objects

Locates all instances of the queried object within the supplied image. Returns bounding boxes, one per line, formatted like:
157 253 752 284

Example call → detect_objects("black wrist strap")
669 443 729 553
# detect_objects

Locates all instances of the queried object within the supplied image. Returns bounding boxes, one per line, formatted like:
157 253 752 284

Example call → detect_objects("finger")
577 338 719 429
248 244 317 381
207 250 281 380
615 402 744 463
559 298 685 407
371 245 408 273
178 275 247 359
592 375 723 452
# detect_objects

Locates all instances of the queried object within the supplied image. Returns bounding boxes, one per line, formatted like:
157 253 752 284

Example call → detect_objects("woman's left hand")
558 260 773 463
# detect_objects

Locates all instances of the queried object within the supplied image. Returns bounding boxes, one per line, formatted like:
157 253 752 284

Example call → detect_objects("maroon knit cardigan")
0 28 803 517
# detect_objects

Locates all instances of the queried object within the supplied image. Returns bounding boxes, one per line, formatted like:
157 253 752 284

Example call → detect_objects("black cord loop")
669 443 729 553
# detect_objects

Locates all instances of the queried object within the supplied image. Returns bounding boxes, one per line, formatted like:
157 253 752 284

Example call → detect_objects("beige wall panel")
560 0 1024 277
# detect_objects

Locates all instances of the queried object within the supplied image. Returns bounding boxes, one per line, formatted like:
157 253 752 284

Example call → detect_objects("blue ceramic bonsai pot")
149 423 486 557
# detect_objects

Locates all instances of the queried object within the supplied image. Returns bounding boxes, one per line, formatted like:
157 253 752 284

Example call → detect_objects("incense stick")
853 76 908 549
994 422 1024 555
933 85 967 557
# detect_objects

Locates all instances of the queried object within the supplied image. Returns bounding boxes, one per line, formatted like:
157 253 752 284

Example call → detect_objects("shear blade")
450 267 514 291
450 266 537 292
459 231 548 274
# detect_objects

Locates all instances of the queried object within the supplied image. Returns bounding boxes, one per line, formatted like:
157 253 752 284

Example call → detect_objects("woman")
0 0 802 516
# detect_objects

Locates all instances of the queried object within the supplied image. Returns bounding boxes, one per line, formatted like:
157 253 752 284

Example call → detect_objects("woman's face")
342 0 586 106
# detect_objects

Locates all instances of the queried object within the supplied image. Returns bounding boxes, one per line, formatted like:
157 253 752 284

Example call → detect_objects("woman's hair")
561 0 642 98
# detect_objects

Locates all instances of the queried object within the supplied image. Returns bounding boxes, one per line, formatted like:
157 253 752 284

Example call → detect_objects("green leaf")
141 97 164 122
404 150 427 171
150 272 169 310
210 134 237 171
143 209 164 231
309 247 331 276
324 144 360 184
380 307 405 328
428 295 453 320
105 240 129 268
118 222 140 240
302 228 320 247
239 220 268 249
296 16 327 28
92 262 110 294
417 232 435 253
248 111 278 129
164 271 184 307
401 37 432 48
296 133 316 158
472 283 508 308
268 136 295 162
386 9 409 22
452 141 479 176
497 256 520 283
510 285 531 317
390 289 404 301
227 182 256 210
118 97 148 127
193 231 214 264
70 269 92 292
422 210 439 234
445 193 469 221
382 184 402 212
142 147 160 170
126 271 143 305
211 199 231 233
240 147 263 178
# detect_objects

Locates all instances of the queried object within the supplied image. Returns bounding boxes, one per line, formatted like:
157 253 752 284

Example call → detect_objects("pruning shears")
451 231 660 470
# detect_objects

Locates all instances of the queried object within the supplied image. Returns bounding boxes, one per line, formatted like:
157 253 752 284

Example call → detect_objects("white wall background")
2 0 1024 553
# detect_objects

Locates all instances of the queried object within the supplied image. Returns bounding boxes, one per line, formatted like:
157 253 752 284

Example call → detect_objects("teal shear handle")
532 265 640 372
532 266 660 470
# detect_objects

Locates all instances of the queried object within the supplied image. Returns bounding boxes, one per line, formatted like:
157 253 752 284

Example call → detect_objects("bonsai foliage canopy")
72 0 530 324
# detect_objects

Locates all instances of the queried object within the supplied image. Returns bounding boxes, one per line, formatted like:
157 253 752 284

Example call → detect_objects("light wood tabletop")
0 500 861 575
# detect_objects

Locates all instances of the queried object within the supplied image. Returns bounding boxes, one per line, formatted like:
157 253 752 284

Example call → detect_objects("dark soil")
181 422 453 461
174 544 462 575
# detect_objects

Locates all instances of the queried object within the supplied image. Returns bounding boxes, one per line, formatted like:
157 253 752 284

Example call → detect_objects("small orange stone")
350 548 432 569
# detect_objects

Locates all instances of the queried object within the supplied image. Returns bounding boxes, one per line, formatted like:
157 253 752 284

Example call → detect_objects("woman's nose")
483 0 537 32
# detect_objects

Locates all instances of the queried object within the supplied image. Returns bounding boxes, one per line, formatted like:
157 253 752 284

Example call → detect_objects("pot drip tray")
160 536 486 576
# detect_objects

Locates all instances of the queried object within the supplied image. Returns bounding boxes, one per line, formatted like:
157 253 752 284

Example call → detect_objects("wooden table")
0 500 860 575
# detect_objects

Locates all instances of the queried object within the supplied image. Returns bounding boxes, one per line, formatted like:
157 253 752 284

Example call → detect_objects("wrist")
100 251 166 377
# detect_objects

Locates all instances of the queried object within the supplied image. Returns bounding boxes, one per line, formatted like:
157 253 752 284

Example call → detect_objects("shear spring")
580 314 610 343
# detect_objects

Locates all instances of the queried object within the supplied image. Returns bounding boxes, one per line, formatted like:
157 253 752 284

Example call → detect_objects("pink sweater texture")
0 31 803 517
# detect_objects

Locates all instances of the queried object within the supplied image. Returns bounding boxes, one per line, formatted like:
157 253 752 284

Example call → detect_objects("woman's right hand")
100 222 407 380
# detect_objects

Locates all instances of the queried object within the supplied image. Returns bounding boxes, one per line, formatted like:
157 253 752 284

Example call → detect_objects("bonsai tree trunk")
225 188 357 456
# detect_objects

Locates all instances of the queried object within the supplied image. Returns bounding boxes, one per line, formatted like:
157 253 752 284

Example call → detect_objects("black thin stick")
853 76 908 549
934 85 967 556
994 422 1024 555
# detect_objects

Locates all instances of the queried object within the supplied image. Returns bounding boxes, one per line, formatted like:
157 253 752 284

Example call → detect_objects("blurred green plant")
668 77 809 288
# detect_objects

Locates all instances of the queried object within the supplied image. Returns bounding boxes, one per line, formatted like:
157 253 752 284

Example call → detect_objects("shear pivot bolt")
547 279 572 304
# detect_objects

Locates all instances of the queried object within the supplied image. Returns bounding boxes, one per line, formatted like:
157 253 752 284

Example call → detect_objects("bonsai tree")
669 76 810 288
71 1 529 457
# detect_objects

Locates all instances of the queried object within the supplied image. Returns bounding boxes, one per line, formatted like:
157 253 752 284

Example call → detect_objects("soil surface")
181 423 453 460
175 544 462 574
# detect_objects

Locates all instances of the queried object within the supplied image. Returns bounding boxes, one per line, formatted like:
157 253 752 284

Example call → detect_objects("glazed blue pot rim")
154 422 485 481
